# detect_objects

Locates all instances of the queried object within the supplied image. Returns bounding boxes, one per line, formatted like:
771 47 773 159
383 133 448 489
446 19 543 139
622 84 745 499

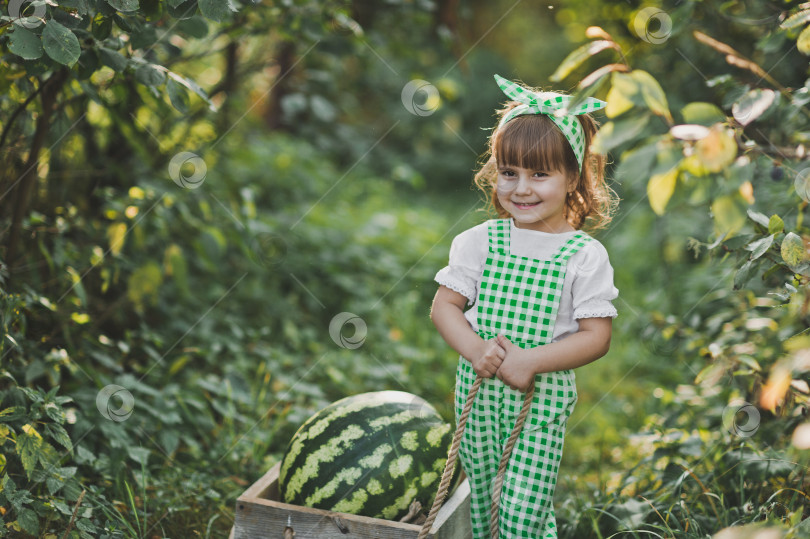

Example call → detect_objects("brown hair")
473 100 617 231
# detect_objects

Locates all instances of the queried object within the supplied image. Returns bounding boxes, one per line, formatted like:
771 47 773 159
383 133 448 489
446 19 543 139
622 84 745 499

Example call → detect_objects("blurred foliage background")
1 0 810 537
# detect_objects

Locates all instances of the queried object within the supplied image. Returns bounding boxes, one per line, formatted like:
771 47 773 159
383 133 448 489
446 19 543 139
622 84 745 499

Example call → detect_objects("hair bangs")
494 114 576 175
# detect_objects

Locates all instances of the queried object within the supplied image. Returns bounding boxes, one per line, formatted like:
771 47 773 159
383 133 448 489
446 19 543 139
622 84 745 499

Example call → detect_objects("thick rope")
418 375 534 539
417 376 483 538
489 385 535 538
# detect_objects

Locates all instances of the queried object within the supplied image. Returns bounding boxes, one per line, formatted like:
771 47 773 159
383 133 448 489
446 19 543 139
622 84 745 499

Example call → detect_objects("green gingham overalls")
454 218 592 538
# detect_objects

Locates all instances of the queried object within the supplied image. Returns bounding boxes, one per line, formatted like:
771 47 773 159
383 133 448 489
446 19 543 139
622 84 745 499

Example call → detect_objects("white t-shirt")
434 218 619 343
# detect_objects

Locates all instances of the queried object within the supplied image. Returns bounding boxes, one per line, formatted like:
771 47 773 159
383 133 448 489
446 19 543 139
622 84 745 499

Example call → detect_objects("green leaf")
18 507 39 535
51 499 72 516
65 267 87 307
42 20 81 66
44 423 73 452
695 362 725 384
647 167 678 215
798 26 810 55
16 429 42 478
176 15 209 38
745 235 774 260
681 102 726 126
168 71 215 111
127 446 150 466
130 25 158 49
46 465 77 494
615 141 658 183
781 232 810 272
98 46 128 72
768 214 784 234
198 0 238 22
46 475 66 495
781 9 810 30
631 70 672 122
732 89 776 126
712 193 748 238
734 259 757 289
2 473 16 493
76 517 99 534
168 0 198 19
107 0 140 12
568 66 609 113
134 62 166 87
736 355 761 372
127 262 163 312
113 12 133 32
591 113 651 154
606 72 643 118
0 406 24 422
747 209 770 228
92 14 113 40
579 63 627 89
164 244 190 297
9 27 43 60
651 143 683 177
167 78 190 113
550 40 619 82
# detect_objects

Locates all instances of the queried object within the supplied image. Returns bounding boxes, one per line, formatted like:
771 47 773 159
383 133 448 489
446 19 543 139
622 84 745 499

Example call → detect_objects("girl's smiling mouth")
512 200 541 209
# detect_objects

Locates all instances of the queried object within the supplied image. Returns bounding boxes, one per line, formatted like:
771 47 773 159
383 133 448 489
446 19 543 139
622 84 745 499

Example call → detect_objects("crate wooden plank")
232 463 471 539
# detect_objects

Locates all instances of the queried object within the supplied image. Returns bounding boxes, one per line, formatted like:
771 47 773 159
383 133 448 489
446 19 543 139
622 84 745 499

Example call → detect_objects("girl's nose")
515 176 531 193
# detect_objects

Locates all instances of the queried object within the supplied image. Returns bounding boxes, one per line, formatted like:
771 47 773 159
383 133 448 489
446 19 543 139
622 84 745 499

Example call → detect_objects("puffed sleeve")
434 226 486 306
570 240 619 319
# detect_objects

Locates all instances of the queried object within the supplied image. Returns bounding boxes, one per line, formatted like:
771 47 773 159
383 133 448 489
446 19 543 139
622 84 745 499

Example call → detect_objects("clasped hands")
471 334 537 392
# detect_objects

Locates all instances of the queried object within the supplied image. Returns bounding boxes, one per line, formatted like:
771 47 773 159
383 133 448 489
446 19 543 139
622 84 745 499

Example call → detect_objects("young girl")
430 74 619 538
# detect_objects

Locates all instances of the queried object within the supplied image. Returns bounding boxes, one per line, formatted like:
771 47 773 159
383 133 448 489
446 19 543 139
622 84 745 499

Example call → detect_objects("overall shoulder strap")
552 231 592 262
487 219 511 255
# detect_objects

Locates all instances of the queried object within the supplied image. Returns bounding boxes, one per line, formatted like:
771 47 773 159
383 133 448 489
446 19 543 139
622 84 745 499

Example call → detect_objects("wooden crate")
230 463 471 538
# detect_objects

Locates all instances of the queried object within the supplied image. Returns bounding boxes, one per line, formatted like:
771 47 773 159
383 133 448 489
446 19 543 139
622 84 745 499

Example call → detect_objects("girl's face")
496 164 574 233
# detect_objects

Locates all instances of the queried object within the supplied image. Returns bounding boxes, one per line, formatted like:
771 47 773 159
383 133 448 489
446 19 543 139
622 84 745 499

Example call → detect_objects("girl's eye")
533 171 548 177
500 170 515 177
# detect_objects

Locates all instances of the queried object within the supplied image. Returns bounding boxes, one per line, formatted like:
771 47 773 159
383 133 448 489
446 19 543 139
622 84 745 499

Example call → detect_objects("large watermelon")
278 390 454 521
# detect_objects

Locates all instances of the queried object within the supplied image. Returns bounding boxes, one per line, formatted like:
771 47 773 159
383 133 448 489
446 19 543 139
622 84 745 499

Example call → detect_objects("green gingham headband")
494 73 607 172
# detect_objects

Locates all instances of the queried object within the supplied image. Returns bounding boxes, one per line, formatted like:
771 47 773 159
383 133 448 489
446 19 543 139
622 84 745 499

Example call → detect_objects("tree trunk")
214 40 240 134
263 40 296 131
434 0 466 74
5 68 69 276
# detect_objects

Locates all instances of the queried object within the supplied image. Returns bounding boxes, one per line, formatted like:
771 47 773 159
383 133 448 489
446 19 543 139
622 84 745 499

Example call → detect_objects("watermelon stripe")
381 475 420 519
278 391 455 521
426 423 451 446
280 398 394 481
332 487 370 514
305 467 362 506
284 424 365 500
358 443 393 468
283 411 435 490
401 430 418 451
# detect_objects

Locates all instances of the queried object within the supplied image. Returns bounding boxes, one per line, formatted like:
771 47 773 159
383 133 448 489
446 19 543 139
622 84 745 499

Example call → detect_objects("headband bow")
494 73 606 172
